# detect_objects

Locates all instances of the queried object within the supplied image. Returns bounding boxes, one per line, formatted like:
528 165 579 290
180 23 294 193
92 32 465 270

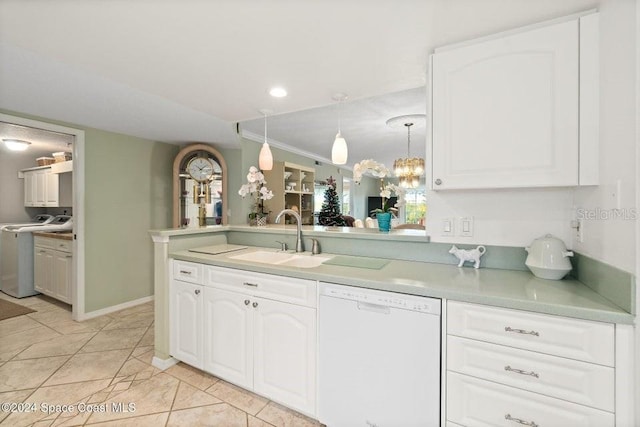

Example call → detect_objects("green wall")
83 129 178 311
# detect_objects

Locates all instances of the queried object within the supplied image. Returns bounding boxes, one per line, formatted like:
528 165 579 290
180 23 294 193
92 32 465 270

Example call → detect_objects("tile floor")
0 293 322 427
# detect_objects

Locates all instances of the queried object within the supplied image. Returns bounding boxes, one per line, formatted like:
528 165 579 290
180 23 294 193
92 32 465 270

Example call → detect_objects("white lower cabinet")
170 279 203 369
170 261 317 416
33 237 72 304
446 301 616 427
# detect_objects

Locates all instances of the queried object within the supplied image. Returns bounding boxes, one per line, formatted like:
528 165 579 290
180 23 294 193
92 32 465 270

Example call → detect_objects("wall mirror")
239 86 427 230
173 143 227 227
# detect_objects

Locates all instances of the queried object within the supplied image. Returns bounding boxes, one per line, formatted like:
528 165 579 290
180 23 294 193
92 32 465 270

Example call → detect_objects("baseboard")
152 356 179 371
78 295 154 320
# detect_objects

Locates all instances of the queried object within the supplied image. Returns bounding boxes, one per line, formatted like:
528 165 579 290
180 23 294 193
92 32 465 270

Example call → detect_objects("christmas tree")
318 176 346 226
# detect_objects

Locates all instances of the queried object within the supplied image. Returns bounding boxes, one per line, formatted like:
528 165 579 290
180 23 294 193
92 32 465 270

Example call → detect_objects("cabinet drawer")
447 301 614 366
447 372 614 427
35 237 71 252
447 335 614 411
206 266 316 308
173 260 203 284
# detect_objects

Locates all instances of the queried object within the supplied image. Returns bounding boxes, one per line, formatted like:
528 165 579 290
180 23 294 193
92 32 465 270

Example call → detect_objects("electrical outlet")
574 218 584 243
460 217 473 237
442 218 454 236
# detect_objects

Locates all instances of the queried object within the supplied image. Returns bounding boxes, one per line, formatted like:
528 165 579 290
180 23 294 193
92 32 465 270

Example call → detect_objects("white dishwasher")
319 282 441 427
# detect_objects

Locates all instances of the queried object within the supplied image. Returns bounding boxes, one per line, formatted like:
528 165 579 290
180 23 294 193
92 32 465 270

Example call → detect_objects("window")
402 188 426 224
342 178 351 215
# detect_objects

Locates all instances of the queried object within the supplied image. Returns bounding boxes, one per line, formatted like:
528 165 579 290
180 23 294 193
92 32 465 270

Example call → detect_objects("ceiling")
0 122 73 156
0 0 597 166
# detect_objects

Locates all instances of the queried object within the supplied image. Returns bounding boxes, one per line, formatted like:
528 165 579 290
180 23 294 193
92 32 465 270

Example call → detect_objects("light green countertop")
170 246 633 325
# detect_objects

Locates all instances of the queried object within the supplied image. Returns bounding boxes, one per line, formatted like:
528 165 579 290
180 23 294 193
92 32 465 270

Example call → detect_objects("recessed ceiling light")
3 139 31 151
269 87 287 98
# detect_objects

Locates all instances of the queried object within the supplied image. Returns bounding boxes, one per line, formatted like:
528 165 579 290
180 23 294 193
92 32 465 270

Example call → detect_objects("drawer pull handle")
504 365 539 378
194 289 200 295
252 302 259 308
244 299 250 305
243 282 259 287
505 414 538 427
505 326 539 336
179 270 192 275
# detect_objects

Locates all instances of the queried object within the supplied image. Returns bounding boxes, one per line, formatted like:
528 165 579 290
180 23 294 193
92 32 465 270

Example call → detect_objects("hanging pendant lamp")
386 114 426 188
258 110 273 171
331 94 348 165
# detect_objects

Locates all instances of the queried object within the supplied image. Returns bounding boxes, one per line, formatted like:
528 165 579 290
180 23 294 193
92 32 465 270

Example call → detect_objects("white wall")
572 0 636 273
426 2 637 275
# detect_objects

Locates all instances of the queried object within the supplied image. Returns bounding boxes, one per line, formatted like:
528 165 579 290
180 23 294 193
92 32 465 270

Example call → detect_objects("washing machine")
1 215 73 298
0 214 55 292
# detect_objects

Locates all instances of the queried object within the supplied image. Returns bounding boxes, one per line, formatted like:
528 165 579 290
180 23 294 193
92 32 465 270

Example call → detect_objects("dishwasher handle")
357 301 390 315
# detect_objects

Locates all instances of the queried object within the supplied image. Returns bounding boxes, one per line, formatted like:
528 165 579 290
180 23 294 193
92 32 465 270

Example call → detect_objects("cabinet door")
432 19 579 189
24 172 35 207
45 171 59 207
53 250 72 304
34 247 53 294
34 170 47 206
253 297 316 415
170 280 203 369
203 287 253 389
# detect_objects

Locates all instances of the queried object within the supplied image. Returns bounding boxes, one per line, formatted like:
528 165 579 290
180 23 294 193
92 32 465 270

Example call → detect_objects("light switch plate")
442 218 454 236
460 217 473 237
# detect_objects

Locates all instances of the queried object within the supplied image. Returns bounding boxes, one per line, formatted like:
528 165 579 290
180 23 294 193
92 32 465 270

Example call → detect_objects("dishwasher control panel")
320 283 441 315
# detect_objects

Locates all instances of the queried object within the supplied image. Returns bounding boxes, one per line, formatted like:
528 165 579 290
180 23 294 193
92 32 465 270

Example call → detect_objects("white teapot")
525 234 573 280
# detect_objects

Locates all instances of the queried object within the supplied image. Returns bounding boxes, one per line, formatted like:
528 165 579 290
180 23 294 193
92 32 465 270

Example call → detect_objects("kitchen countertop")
171 246 633 324
32 231 73 240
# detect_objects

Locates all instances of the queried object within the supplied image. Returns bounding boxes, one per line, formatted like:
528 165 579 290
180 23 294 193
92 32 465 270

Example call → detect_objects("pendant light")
386 114 426 188
258 109 273 171
331 93 348 165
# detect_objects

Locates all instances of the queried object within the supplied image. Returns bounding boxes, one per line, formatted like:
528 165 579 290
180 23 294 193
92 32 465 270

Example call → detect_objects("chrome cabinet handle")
505 326 539 337
179 270 192 275
435 179 442 185
505 365 539 378
252 302 258 308
244 299 250 306
194 289 200 295
243 282 258 287
505 414 538 427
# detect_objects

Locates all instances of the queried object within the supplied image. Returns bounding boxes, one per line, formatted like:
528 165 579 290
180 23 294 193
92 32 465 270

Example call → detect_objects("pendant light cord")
405 122 413 157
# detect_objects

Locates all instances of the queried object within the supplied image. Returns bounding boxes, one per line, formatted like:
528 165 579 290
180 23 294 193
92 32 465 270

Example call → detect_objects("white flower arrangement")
238 166 274 218
353 159 405 213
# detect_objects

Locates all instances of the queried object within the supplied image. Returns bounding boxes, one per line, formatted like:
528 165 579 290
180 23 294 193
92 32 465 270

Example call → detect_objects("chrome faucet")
275 209 303 253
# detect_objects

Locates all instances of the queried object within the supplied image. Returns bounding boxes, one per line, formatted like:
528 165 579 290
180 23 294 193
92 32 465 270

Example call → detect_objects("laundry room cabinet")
22 166 72 207
33 236 72 304
431 13 598 190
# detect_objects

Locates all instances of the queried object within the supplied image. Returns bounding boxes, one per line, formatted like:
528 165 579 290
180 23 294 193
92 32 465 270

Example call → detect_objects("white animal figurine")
449 245 487 269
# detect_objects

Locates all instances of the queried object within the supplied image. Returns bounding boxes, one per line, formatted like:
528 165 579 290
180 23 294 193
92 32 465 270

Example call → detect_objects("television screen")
367 197 397 217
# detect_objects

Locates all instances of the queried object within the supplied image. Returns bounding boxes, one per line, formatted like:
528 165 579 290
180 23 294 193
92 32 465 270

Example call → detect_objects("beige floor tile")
249 415 276 427
85 412 169 426
0 325 61 362
116 358 150 378
172 381 222 410
137 328 154 347
14 332 95 360
0 315 42 338
103 312 154 331
44 350 130 386
80 328 147 353
111 304 153 318
1 379 111 427
206 380 268 416
46 321 97 335
167 403 246 427
165 362 219 391
86 373 179 424
0 389 35 422
134 348 155 365
0 356 69 392
27 308 73 325
131 345 153 358
32 419 54 426
256 402 321 427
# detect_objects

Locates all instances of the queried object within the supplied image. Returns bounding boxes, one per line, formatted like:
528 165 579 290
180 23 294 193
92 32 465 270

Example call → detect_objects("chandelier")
387 115 425 188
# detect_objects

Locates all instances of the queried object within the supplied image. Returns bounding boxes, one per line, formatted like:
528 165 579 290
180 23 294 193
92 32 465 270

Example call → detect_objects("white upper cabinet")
431 14 598 190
